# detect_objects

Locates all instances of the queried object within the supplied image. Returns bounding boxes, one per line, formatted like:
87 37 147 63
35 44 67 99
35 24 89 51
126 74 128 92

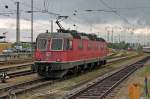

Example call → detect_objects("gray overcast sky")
0 0 150 44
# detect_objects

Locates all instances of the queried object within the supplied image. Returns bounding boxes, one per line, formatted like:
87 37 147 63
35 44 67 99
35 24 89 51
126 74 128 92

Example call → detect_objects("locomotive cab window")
51 38 63 50
37 38 47 51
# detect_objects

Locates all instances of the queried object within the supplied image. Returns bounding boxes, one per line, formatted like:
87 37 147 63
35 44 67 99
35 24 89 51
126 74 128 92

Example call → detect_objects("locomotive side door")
65 39 73 61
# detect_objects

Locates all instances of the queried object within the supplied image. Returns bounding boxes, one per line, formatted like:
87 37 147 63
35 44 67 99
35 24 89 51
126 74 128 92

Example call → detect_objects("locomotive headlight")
56 59 61 62
45 52 51 61
36 58 41 61
46 53 51 57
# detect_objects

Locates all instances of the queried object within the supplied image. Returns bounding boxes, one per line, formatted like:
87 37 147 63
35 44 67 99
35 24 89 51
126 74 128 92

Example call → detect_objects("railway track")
0 63 33 72
106 52 125 59
0 78 55 98
0 53 33 65
7 70 35 78
0 63 34 78
62 56 150 99
107 54 140 64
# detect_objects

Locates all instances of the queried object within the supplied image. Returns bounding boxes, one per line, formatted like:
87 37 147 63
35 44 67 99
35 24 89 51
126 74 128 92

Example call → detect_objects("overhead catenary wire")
98 0 136 42
7 0 57 34
10 0 59 17
0 8 50 34
112 6 150 10
98 0 131 25
6 0 145 28
3 0 57 23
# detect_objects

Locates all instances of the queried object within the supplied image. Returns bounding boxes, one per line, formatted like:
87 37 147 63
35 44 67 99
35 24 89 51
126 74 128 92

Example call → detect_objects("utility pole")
31 0 33 52
51 20 53 33
111 29 113 43
118 34 121 43
16 2 20 44
105 27 110 42
107 31 110 42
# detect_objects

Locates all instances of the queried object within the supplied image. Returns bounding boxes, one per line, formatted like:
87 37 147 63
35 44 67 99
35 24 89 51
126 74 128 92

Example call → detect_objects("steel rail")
0 63 33 72
62 56 150 99
8 70 35 78
0 78 55 98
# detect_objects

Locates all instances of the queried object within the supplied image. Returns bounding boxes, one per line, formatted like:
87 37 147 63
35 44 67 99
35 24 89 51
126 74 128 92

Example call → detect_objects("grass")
139 63 150 77
143 66 150 75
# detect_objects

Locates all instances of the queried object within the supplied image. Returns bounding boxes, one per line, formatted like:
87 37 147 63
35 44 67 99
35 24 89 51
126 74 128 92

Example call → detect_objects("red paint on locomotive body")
35 38 107 63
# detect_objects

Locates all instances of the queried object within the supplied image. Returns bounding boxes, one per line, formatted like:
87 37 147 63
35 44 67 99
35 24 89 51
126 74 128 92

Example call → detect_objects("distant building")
0 35 11 53
0 42 12 53
143 46 150 53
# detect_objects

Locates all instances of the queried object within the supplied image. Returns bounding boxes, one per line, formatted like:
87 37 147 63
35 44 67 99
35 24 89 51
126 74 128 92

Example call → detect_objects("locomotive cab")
35 33 75 78
35 33 73 62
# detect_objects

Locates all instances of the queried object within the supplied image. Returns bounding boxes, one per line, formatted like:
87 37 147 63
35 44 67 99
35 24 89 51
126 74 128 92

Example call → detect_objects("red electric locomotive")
33 16 108 78
34 30 107 78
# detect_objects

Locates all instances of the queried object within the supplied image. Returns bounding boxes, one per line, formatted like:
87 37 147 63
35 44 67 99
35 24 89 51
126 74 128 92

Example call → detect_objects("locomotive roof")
37 32 106 42
37 32 73 38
